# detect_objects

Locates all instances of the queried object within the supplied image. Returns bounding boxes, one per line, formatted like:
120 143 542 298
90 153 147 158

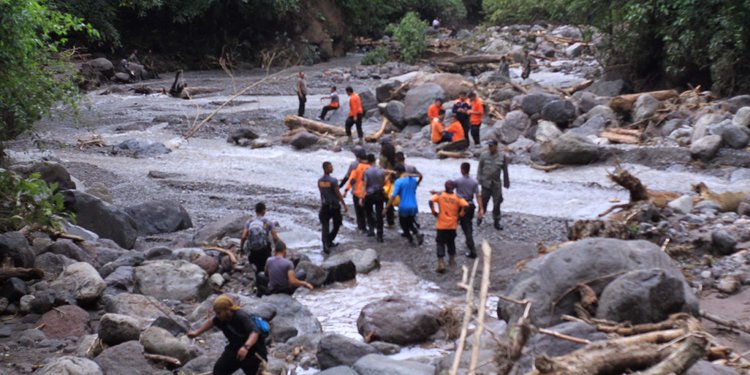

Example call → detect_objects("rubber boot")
493 218 503 231
448 255 456 267
436 258 446 273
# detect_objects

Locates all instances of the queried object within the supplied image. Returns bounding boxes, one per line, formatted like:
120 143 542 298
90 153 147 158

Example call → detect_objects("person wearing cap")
453 162 484 258
343 148 370 233
187 295 268 375
429 180 468 273
468 92 484 146
477 139 510 230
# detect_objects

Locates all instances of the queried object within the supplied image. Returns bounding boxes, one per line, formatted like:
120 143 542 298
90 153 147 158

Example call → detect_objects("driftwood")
0 267 44 282
598 163 679 217
284 115 346 137
609 90 679 114
529 161 562 172
437 150 472 159
537 328 591 345
692 182 750 213
469 241 493 374
701 310 750 335
562 79 593 96
441 54 507 65
450 257 480 375
77 135 105 150
169 70 187 98
641 335 708 375
364 119 392 143
386 81 411 102
144 353 182 367
202 246 238 266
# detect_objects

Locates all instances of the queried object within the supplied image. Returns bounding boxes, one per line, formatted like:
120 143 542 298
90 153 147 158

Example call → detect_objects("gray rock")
261 293 322 342
116 139 171 158
61 190 138 249
382 101 405 128
520 93 558 116
586 105 618 124
112 72 131 83
0 231 35 268
98 313 141 346
1 277 28 302
569 114 610 137
357 296 440 345
103 292 174 327
576 91 600 113
86 57 115 77
720 125 750 149
667 195 693 214
322 248 379 274
227 128 259 144
150 315 189 337
376 80 401 103
687 361 740 375
565 42 585 58
15 161 75 191
140 326 192 364
94 341 165 375
105 266 134 291
499 238 696 327
17 328 46 347
692 113 725 143
29 290 55 314
538 132 600 165
535 120 562 143
324 260 356 284
50 262 106 305
512 322 607 373
290 130 321 149
661 119 684 137
730 168 750 183
180 354 218 375
0 297 7 314
733 107 750 128
353 354 434 375
100 252 144 278
490 88 518 102
38 304 91 339
690 135 723 161
192 254 219 275
296 261 327 287
712 230 737 255
360 90 378 114
208 273 224 288
45 239 97 266
316 333 377 369
551 25 582 39
19 294 34 313
588 79 625 97
369 341 400 355
316 366 358 375
727 95 750 113
541 100 577 124
596 268 699 324
404 84 444 125
633 94 660 122
134 260 209 301
124 200 192 236
34 253 68 281
496 110 530 144
37 356 103 375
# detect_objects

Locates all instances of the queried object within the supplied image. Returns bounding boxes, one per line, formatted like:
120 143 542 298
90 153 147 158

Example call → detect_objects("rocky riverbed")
2 23 750 375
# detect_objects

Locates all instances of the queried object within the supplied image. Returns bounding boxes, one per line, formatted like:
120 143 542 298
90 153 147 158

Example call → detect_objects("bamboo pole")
469 241 493 374
449 259 480 375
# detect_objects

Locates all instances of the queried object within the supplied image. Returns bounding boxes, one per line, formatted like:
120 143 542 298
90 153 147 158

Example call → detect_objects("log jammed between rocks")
283 115 346 137
609 90 679 114
0 267 44 282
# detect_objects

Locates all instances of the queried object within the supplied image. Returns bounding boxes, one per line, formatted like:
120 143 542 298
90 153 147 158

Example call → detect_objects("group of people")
429 91 486 151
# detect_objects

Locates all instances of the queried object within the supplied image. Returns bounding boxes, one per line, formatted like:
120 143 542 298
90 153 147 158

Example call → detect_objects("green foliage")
339 0 466 37
0 169 70 232
482 0 750 95
391 12 428 64
0 0 93 142
361 46 390 65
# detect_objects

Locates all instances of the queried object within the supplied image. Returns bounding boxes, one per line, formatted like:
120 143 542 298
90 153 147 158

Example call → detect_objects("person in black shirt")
453 92 471 140
318 161 347 254
187 295 267 375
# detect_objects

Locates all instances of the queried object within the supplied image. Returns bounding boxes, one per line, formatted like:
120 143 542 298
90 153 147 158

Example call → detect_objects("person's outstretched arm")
187 318 214 338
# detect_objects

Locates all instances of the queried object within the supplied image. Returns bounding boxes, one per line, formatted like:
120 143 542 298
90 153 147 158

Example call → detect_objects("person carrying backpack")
240 202 279 274
187 295 268 375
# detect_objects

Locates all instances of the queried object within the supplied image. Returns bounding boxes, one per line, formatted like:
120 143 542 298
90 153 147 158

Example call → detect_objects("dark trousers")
320 105 337 120
386 206 395 226
353 195 366 231
438 139 469 152
399 215 419 242
436 229 457 258
364 191 385 238
256 270 307 297
481 183 503 222
459 117 470 139
320 203 342 250
213 347 263 375
248 246 272 274
470 124 481 145
298 95 306 117
459 203 476 253
345 115 363 139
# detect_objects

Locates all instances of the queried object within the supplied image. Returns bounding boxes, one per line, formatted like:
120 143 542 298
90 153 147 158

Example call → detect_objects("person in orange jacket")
345 86 364 144
431 110 448 144
468 92 484 146
343 152 370 233
437 113 468 152
427 98 443 122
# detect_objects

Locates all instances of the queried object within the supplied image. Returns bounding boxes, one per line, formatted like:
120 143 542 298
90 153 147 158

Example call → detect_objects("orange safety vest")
349 93 363 117
470 97 484 126
445 120 465 142
427 103 441 121
431 118 445 144
347 162 370 198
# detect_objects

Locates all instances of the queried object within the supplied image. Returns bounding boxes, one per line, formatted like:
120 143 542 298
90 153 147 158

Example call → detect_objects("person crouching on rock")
187 295 268 375
256 241 313 296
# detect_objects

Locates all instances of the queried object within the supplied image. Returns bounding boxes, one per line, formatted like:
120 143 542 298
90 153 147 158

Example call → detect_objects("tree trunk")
283 115 346 136
0 267 44 282
609 90 679 114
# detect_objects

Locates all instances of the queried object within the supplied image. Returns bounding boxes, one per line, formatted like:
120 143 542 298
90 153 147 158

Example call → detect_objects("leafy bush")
391 12 427 64
0 169 70 232
361 46 390 65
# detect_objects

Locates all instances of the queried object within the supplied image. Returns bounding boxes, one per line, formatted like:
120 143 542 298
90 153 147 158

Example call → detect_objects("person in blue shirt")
384 164 424 246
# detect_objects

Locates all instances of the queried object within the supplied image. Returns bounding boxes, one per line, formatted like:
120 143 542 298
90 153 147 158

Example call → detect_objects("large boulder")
296 261 328 287
324 260 357 284
45 239 97 266
719 125 750 149
133 260 209 301
353 354 434 375
357 296 441 345
100 252 145 278
422 73 474 99
61 190 138 249
541 100 577 125
316 334 377 369
37 356 103 375
382 101 405 128
124 200 192 236
733 107 750 128
262 293 322 342
538 132 600 165
376 80 401 103
404 84 444 125
0 231 35 268
193 214 251 245
37 304 92 339
596 268 699 324
535 120 562 143
690 135 723 161
633 94 660 122
49 262 106 305
322 248 379 274
520 93 558 116
15 162 76 191
686 360 740 375
496 110 531 144
691 113 725 143
360 90 378 114
140 326 192 364
499 238 698 327
290 130 321 149
34 253 70 281
98 313 141 346
94 341 165 375
103 293 174 327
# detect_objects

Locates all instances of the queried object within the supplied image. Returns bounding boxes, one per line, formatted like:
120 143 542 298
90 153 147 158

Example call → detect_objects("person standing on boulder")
187 295 267 375
318 86 340 121
429 180 468 273
477 140 510 230
345 86 364 144
384 165 423 246
344 149 370 233
240 202 279 274
363 153 386 242
454 162 484 258
296 71 307 117
468 92 484 146
318 161 347 254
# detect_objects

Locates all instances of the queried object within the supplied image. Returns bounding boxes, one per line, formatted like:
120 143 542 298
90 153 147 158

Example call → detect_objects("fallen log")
529 161 562 172
284 115 346 137
609 90 679 114
641 335 708 375
0 267 44 282
599 130 640 144
364 119 391 143
562 79 593 96
144 353 181 367
437 150 472 159
441 54 507 65
701 310 750 335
